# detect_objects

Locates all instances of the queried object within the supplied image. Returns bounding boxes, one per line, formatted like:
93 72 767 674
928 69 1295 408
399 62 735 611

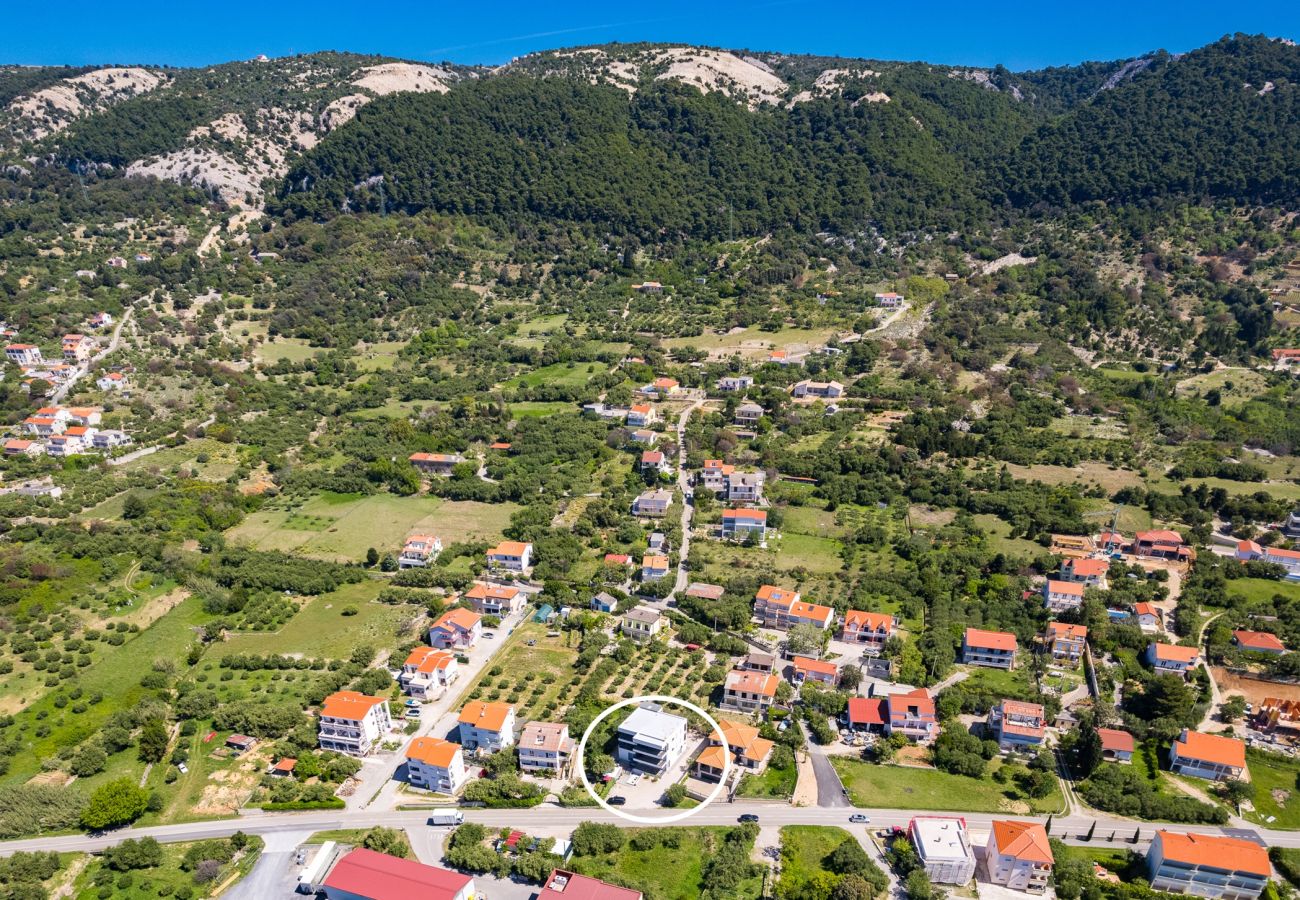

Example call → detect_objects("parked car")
608 796 627 806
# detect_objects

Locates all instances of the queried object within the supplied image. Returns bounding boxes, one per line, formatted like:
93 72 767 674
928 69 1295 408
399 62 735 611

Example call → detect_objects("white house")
725 472 764 505
398 647 459 699
984 821 1052 894
398 534 442 569
5 344 42 366
91 430 132 450
428 608 482 650
1168 729 1246 781
909 817 976 885
717 375 753 392
627 404 656 427
1042 579 1084 612
318 691 392 756
721 508 767 541
616 702 688 774
1146 642 1200 677
633 489 673 517
96 372 127 391
457 701 516 753
404 737 468 794
791 380 844 399
487 540 533 572
464 582 527 617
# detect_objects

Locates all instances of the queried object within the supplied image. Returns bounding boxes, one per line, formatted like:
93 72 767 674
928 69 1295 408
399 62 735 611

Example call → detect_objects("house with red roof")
408 451 464 476
1098 728 1135 764
465 582 527 616
4 344 42 366
963 628 1018 669
694 719 775 781
1169 728 1246 781
989 700 1046 752
397 534 442 569
721 668 779 715
1235 540 1300 577
887 688 938 743
792 655 839 686
317 691 392 756
1134 602 1162 633
398 647 459 699
1147 831 1269 900
842 610 894 653
1145 641 1200 677
984 820 1053 893
404 737 468 795
626 403 656 427
3 438 43 456
487 540 533 571
428 608 482 650
321 848 476 900
847 696 889 733
722 508 767 541
457 701 516 753
1060 556 1110 588
538 869 643 900
1133 529 1193 561
1232 629 1286 654
754 585 833 630
1043 578 1085 612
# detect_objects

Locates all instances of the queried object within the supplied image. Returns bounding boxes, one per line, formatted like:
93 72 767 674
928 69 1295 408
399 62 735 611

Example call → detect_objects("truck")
427 811 465 826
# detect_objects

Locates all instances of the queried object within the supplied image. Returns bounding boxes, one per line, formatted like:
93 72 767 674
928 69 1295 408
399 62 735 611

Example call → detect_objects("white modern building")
616 702 688 775
317 691 392 756
909 817 976 885
404 737 468 795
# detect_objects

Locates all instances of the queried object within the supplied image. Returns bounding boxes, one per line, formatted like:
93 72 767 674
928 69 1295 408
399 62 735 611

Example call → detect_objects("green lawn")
254 337 322 364
1243 749 1300 829
227 492 517 562
568 827 764 900
831 758 1063 814
508 401 576 417
774 532 845 574
737 761 797 799
778 826 859 898
971 513 1045 558
218 582 418 659
1224 578 1300 605
1186 477 1300 502
501 361 609 389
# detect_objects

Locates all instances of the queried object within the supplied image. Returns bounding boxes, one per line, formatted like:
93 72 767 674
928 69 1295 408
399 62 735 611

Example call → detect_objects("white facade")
617 703 688 774
318 693 392 756
910 817 976 885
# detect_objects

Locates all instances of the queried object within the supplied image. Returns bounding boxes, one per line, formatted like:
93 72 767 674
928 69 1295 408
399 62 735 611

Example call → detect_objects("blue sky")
2 1 1297 70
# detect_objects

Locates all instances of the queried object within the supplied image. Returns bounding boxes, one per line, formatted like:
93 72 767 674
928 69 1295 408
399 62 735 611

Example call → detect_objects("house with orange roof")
1098 728 1135 764
4 344 42 365
428 608 482 650
792 655 839 686
3 438 43 456
722 669 779 715
62 334 92 362
988 699 1047 752
487 540 533 571
841 610 894 653
408 451 464 476
405 737 468 794
1235 540 1300 577
963 628 1018 669
1146 641 1200 677
1169 729 1246 781
399 647 459 699
1134 602 1162 632
754 585 834 630
457 701 516 753
887 688 938 743
23 415 65 437
621 605 666 642
626 403 656 427
1147 830 1269 899
1061 556 1110 588
699 458 737 492
65 407 101 427
1233 629 1287 655
96 371 127 391
46 433 87 457
767 349 796 365
722 507 767 541
318 691 392 755
694 719 774 782
1096 531 1128 553
464 582 526 617
1043 622 1088 666
984 820 1053 893
1133 529 1193 562
398 534 442 569
1043 578 1085 612
518 722 574 776
638 376 680 398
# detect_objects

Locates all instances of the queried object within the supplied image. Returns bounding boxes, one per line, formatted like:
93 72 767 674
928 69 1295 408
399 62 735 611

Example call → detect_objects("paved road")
224 830 310 900
51 307 133 404
801 722 850 808
2 803 1289 858
665 398 705 603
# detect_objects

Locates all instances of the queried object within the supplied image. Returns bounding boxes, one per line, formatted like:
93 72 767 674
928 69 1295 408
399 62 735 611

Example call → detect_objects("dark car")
738 813 759 823
608 796 627 806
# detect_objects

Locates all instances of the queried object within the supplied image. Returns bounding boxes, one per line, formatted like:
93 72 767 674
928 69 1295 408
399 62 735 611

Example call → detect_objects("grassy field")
831 758 1064 814
737 760 797 799
1243 749 1300 829
254 337 322 364
1004 461 1145 493
501 361 609 389
662 324 837 356
353 341 406 372
778 826 858 898
971 514 1047 559
219 582 421 659
69 837 262 900
568 827 764 900
1174 368 1270 405
774 532 845 575
508 401 576 417
1225 578 1300 605
1185 476 1300 502
227 492 517 562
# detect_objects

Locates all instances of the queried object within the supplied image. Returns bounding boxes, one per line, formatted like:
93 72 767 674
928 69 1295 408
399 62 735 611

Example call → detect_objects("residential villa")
639 449 669 474
962 628 1018 669
1043 579 1085 612
721 508 767 541
984 820 1053 894
792 656 839 686
1060 557 1110 588
1232 629 1287 654
622 606 667 642
638 376 680 397
910 817 977 885
721 669 779 715
398 647 459 699
92 429 131 450
1235 540 1300 578
734 402 764 426
518 722 573 776
1169 729 1246 781
317 691 392 756
694 719 774 781
62 334 92 362
754 585 834 630
791 380 844 399
428 608 482 650
457 701 517 753
988 699 1047 752
487 540 533 572
627 403 656 427
1146 642 1200 677
1147 831 1269 900
1133 529 1193 562
875 291 905 308
841 610 894 653
1098 728 1135 764
465 582 527 617
616 702 688 775
3 439 42 456
408 452 463 476
1043 622 1088 666
398 534 442 569
96 372 127 391
1135 602 1162 632
640 554 670 582
699 459 736 492
717 375 753 392
4 344 42 366
887 688 939 743
726 471 765 505
632 489 672 517
404 737 468 794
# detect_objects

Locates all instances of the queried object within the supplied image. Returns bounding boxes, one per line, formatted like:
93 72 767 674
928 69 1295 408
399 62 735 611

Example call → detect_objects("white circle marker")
577 693 731 824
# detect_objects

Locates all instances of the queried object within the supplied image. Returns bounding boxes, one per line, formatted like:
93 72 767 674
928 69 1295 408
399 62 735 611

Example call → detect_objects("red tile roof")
848 697 888 727
965 627 1017 652
1065 558 1109 577
406 736 462 768
320 691 386 721
1097 728 1135 754
1150 642 1200 663
323 848 472 900
1234 630 1286 653
793 656 839 677
843 610 892 632
1045 579 1084 597
1154 832 1269 877
1047 622 1088 641
724 508 767 521
538 869 643 900
991 820 1053 865
1172 730 1246 769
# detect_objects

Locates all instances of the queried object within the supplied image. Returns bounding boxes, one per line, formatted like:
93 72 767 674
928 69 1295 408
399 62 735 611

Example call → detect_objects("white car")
626 773 641 786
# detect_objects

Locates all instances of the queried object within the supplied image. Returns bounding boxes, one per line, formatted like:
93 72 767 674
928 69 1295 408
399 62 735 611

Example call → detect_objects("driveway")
224 830 312 900
801 722 850 807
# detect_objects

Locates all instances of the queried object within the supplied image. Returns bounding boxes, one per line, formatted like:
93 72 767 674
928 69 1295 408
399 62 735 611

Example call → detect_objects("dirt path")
48 855 89 899
197 223 222 257
791 746 819 807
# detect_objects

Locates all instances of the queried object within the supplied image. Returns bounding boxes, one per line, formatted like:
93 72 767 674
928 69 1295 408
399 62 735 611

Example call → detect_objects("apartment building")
398 534 442 569
699 459 736 492
428 608 482 650
404 737 468 794
1043 622 1087 666
962 628 1018 669
721 669 779 715
632 489 673 517
841 610 893 653
725 471 765 505
910 817 976 885
1147 831 1269 900
1146 642 1200 677
733 402 764 426
1060 556 1110 588
616 703 688 775
1043 579 1084 612
1169 729 1247 781
464 582 527 617
984 820 1053 893
722 508 767 541
487 540 533 571
518 722 573 776
988 699 1047 752
887 689 938 743
753 585 834 630
317 691 392 756
457 701 516 754
398 647 459 699
792 656 839 686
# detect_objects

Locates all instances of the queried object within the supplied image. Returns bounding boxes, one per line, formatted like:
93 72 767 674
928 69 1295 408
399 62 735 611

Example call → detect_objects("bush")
81 779 150 831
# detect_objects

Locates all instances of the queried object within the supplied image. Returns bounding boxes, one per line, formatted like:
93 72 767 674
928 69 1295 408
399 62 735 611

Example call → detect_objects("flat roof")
911 817 973 863
618 704 687 743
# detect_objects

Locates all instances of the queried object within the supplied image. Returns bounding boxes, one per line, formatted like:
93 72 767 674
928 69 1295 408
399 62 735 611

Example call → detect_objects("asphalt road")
801 723 851 807
3 802 1288 858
